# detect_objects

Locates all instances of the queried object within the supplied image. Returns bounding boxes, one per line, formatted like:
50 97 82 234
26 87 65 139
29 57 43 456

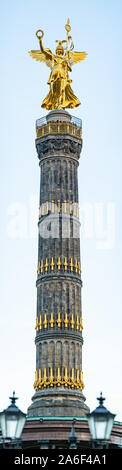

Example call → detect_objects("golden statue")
29 19 87 110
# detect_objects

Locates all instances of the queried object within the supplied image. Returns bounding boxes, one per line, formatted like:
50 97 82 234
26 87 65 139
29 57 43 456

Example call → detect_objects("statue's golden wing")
29 49 53 68
67 50 87 66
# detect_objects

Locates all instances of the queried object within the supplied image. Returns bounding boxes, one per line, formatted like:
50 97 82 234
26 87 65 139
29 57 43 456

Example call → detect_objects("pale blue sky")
0 0 122 421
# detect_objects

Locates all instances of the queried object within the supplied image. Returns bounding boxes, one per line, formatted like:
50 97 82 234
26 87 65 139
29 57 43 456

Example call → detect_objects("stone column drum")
27 110 89 417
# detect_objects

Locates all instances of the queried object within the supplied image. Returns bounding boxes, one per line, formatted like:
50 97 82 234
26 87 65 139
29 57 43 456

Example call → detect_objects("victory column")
23 20 89 444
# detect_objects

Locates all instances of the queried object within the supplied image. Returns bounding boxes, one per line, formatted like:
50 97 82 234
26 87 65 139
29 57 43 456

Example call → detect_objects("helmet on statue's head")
55 40 66 56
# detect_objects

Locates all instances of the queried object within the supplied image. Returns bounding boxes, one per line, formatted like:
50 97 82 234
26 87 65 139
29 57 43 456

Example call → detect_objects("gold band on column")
34 367 84 391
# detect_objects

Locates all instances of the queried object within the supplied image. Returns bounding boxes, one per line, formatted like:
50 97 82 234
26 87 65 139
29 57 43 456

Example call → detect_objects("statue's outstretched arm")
36 30 45 53
36 30 52 61
29 30 53 67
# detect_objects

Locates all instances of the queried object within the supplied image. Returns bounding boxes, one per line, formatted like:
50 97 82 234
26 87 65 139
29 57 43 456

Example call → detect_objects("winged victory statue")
29 19 87 110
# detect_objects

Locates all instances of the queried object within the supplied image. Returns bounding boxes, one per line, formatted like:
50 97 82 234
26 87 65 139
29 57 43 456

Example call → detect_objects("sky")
0 0 122 423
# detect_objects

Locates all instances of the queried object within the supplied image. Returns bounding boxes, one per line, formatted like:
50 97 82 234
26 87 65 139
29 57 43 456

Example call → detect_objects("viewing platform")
36 110 82 139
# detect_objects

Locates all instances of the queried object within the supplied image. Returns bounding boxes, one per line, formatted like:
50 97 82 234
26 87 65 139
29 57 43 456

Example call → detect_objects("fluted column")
27 110 89 418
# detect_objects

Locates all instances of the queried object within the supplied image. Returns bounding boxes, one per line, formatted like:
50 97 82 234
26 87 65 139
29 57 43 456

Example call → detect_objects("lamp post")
68 419 78 449
87 392 116 448
0 391 26 448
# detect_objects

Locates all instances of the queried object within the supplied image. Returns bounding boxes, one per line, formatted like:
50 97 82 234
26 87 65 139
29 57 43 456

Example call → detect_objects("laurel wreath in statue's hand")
36 30 44 40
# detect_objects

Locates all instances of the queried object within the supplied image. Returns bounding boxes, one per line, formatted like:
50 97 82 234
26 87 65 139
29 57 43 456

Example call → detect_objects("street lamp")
87 392 116 448
68 419 78 449
0 391 26 447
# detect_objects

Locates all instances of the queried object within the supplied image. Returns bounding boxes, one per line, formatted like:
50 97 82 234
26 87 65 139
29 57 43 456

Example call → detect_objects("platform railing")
36 120 82 139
